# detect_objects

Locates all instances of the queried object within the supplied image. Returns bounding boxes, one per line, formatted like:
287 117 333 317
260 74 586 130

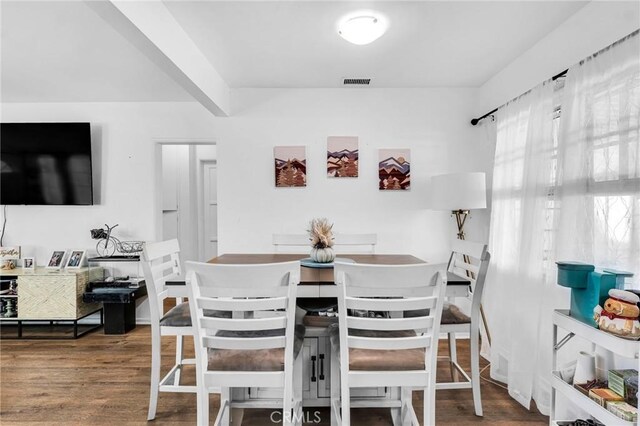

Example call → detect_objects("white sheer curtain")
555 31 640 282
483 79 559 414
484 30 640 415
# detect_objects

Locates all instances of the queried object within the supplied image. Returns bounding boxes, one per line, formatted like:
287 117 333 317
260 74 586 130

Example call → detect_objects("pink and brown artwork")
379 149 410 190
327 136 358 178
274 146 307 187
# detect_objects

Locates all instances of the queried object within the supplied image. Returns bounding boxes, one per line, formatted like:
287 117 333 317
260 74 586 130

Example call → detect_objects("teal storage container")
570 271 617 326
556 261 595 288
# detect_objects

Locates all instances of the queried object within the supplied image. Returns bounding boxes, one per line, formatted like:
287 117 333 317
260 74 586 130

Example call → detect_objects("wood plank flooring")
0 326 547 425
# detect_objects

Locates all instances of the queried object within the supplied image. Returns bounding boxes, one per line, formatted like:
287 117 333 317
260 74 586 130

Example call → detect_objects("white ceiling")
1 1 589 102
164 1 588 88
0 1 193 102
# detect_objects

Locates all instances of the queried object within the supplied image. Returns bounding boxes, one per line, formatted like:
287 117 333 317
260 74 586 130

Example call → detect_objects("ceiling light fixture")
337 11 388 45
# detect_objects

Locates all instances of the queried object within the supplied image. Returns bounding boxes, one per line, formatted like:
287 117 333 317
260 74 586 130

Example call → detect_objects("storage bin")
557 261 595 289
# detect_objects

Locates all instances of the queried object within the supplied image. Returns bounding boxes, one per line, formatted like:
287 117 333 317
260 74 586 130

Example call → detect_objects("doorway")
156 142 217 267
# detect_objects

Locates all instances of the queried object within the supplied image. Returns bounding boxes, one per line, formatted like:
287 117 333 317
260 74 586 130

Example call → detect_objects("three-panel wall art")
274 137 410 191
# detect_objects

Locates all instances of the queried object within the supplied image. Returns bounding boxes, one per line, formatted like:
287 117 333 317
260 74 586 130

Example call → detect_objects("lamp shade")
430 172 487 210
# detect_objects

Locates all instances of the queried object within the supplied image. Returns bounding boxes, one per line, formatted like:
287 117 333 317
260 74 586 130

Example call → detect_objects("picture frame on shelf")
0 246 21 271
46 250 67 270
22 257 35 270
65 250 86 269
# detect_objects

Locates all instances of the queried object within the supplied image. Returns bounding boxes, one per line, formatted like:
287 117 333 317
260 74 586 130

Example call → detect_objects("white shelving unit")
552 309 640 425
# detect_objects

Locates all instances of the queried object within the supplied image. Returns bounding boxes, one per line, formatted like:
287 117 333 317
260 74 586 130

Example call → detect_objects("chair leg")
390 387 402 425
424 386 436 426
219 387 229 426
330 347 340 426
283 359 294 426
174 335 184 385
447 332 459 382
470 326 483 417
293 353 304 426
400 387 412 426
147 329 161 421
340 369 351 426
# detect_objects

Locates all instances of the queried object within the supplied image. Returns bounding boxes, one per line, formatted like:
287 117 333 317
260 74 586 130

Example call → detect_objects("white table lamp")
430 172 487 240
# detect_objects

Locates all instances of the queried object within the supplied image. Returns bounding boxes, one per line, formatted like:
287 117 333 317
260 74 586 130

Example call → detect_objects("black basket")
90 228 107 240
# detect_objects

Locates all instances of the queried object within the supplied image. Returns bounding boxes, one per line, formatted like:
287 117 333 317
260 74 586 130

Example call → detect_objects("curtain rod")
471 29 639 126
470 68 568 126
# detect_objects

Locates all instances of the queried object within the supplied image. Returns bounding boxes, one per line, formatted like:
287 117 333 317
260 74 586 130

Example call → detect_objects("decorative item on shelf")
45 250 67 270
608 369 638 399
0 246 20 270
573 378 608 397
22 257 35 270
606 400 638 422
625 375 638 406
308 218 335 263
65 250 87 269
589 387 624 407
556 261 633 327
574 351 597 385
90 224 145 257
1 260 16 270
593 289 640 339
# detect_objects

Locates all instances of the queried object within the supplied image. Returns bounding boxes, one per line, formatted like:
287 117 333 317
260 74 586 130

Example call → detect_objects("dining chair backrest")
272 234 310 253
186 261 301 368
333 233 377 254
141 239 182 327
334 262 447 370
447 239 490 309
273 233 377 254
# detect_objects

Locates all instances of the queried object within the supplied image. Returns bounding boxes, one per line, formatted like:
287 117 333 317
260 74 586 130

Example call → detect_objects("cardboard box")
626 375 638 406
574 380 608 397
589 388 624 407
609 369 638 398
607 401 638 422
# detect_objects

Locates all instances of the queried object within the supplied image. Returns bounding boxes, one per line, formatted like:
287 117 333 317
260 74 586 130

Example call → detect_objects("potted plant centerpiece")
308 218 335 263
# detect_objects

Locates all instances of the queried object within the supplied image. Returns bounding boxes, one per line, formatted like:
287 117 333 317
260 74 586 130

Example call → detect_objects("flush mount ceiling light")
337 12 388 45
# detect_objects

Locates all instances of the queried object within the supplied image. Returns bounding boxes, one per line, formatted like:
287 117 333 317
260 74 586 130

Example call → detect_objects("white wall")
215 88 493 264
1 101 215 321
475 1 640 116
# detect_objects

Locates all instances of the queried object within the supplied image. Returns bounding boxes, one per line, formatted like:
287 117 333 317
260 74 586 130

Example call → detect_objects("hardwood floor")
0 325 547 425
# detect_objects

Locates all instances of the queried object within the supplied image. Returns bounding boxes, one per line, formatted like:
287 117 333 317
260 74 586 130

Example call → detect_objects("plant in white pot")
308 218 335 263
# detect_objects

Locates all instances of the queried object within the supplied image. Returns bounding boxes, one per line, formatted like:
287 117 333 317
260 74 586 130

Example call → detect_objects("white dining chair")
272 233 377 254
333 234 377 254
437 239 490 417
272 234 310 253
142 239 230 420
330 261 447 426
186 260 305 426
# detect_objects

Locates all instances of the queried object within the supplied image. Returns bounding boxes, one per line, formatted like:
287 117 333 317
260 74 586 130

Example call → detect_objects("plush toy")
594 289 640 340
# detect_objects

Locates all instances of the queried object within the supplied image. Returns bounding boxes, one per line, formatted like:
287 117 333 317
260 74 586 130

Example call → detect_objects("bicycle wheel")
96 239 116 257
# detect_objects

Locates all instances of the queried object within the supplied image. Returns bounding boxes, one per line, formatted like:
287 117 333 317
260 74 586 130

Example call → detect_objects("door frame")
153 139 216 245
199 159 218 261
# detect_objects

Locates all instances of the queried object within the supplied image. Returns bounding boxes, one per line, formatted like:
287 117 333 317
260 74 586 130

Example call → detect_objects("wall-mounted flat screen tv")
1 122 93 205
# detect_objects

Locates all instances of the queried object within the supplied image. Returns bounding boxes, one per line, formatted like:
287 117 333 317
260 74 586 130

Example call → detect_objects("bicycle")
90 224 144 257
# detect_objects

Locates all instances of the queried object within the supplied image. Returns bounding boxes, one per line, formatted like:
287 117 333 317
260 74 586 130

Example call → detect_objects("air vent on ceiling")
343 78 372 86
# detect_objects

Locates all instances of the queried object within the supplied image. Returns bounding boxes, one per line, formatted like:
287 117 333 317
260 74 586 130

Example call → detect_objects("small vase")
310 247 335 263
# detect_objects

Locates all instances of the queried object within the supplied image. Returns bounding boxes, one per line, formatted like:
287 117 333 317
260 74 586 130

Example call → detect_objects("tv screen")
1 122 93 205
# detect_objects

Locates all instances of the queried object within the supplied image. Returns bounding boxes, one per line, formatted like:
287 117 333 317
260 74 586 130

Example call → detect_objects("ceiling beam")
87 0 229 117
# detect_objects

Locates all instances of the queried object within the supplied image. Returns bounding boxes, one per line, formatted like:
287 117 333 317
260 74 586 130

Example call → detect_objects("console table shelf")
0 267 103 339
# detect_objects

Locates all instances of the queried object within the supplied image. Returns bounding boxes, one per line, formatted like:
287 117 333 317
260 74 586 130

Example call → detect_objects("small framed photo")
65 250 86 269
22 257 35 270
46 250 67 270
